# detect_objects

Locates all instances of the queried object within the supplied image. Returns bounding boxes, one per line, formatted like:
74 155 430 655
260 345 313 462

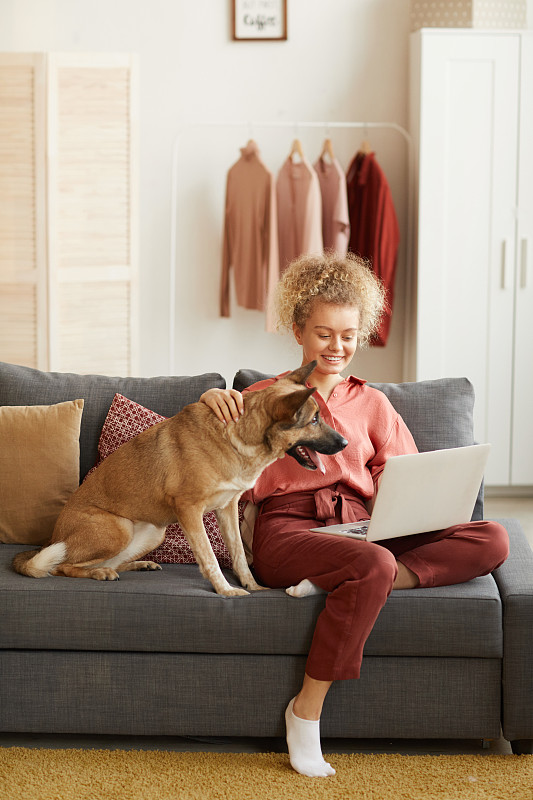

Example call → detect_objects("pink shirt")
314 156 350 254
243 373 418 505
276 156 323 273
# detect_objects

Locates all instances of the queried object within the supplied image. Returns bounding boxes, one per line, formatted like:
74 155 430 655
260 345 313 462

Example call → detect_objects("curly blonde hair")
273 251 386 347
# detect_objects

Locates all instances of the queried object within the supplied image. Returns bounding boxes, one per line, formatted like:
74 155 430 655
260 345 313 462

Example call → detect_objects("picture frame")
232 0 288 41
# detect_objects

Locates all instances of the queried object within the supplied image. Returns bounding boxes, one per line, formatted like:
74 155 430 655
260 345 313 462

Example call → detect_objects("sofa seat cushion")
0 544 502 659
0 361 226 480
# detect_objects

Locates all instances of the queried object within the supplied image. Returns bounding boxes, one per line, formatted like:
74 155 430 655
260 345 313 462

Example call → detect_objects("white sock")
286 579 326 598
285 698 335 778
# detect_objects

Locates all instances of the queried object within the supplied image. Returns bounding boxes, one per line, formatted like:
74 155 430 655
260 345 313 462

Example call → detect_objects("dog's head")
260 361 348 472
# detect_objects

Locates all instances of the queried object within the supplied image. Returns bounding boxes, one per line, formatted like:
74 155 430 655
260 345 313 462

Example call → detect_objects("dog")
13 361 347 596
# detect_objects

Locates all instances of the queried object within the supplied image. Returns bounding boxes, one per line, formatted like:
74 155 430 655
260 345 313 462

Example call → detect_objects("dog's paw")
91 567 120 581
286 579 326 598
246 581 269 592
220 587 250 597
135 561 162 571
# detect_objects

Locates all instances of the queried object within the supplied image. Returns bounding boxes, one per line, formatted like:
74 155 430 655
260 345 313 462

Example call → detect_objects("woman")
200 252 509 778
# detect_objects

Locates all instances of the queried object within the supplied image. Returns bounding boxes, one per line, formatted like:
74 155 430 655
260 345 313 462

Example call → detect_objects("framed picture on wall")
232 0 288 41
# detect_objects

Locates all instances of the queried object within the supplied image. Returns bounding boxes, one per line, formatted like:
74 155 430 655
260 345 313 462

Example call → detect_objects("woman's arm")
199 387 244 424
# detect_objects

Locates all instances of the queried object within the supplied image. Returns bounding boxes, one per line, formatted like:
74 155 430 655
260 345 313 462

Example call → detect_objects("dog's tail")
12 542 67 578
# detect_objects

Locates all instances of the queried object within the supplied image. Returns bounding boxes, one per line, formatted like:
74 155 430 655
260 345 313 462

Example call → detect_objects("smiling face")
292 302 360 380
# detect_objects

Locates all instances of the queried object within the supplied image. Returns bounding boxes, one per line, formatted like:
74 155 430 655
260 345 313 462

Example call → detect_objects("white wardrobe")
0 53 139 376
409 29 533 487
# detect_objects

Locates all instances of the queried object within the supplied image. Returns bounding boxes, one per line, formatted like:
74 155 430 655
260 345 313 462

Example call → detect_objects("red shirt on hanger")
346 152 399 346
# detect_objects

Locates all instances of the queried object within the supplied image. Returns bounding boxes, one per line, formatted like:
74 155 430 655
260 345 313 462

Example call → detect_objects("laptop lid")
365 443 491 542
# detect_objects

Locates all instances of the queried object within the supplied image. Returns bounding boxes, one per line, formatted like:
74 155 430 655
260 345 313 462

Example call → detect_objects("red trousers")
252 485 510 682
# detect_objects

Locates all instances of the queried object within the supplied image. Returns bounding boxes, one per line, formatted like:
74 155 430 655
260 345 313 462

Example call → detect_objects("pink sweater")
220 141 279 316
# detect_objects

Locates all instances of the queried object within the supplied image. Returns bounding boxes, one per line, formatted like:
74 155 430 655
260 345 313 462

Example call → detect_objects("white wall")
2 1 530 386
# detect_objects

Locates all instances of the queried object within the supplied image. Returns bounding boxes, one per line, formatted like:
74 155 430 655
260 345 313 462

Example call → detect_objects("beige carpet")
1 748 532 800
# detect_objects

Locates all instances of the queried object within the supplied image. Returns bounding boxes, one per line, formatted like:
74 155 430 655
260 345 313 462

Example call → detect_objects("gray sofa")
1 360 532 754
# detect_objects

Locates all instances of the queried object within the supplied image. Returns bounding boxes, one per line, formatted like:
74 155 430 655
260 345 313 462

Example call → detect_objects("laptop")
310 443 491 542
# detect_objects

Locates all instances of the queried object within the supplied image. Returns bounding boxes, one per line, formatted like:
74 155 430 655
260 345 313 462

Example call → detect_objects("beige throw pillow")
0 400 84 545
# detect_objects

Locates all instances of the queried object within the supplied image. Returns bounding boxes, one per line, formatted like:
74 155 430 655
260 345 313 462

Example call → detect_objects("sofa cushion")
233 370 483 519
0 542 502 659
94 392 167 462
0 361 226 480
0 400 84 545
89 392 232 567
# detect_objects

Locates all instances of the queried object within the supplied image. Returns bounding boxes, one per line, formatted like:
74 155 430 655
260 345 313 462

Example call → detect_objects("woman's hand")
199 388 244 424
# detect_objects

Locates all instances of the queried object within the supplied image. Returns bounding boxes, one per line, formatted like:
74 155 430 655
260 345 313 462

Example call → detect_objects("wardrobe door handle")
501 240 510 290
520 238 528 289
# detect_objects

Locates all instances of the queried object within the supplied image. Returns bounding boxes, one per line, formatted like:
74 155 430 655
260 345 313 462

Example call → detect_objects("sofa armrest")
491 518 533 748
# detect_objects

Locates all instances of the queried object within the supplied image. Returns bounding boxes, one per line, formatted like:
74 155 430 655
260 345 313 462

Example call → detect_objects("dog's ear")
272 386 316 424
283 361 317 386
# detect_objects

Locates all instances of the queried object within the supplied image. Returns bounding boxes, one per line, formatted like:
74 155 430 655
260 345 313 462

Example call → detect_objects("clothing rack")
170 120 414 376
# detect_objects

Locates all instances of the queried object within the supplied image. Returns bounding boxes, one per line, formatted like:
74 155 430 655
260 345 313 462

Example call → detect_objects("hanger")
356 123 372 156
289 138 304 163
320 137 335 163
358 126 373 156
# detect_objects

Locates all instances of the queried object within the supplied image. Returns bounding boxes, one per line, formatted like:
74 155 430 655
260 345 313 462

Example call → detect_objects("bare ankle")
292 675 333 721
394 561 420 590
292 693 321 721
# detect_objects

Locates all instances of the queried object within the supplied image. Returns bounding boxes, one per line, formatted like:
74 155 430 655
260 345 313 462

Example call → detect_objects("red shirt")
243 373 418 505
346 152 400 346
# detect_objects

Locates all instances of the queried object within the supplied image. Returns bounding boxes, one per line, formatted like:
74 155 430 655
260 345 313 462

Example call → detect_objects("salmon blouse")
243 373 418 506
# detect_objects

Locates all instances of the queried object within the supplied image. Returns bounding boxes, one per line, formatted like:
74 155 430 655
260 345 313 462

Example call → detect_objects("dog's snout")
316 431 348 455
332 434 348 453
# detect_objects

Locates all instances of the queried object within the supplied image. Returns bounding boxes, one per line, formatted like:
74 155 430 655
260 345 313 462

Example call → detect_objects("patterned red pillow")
92 393 232 567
